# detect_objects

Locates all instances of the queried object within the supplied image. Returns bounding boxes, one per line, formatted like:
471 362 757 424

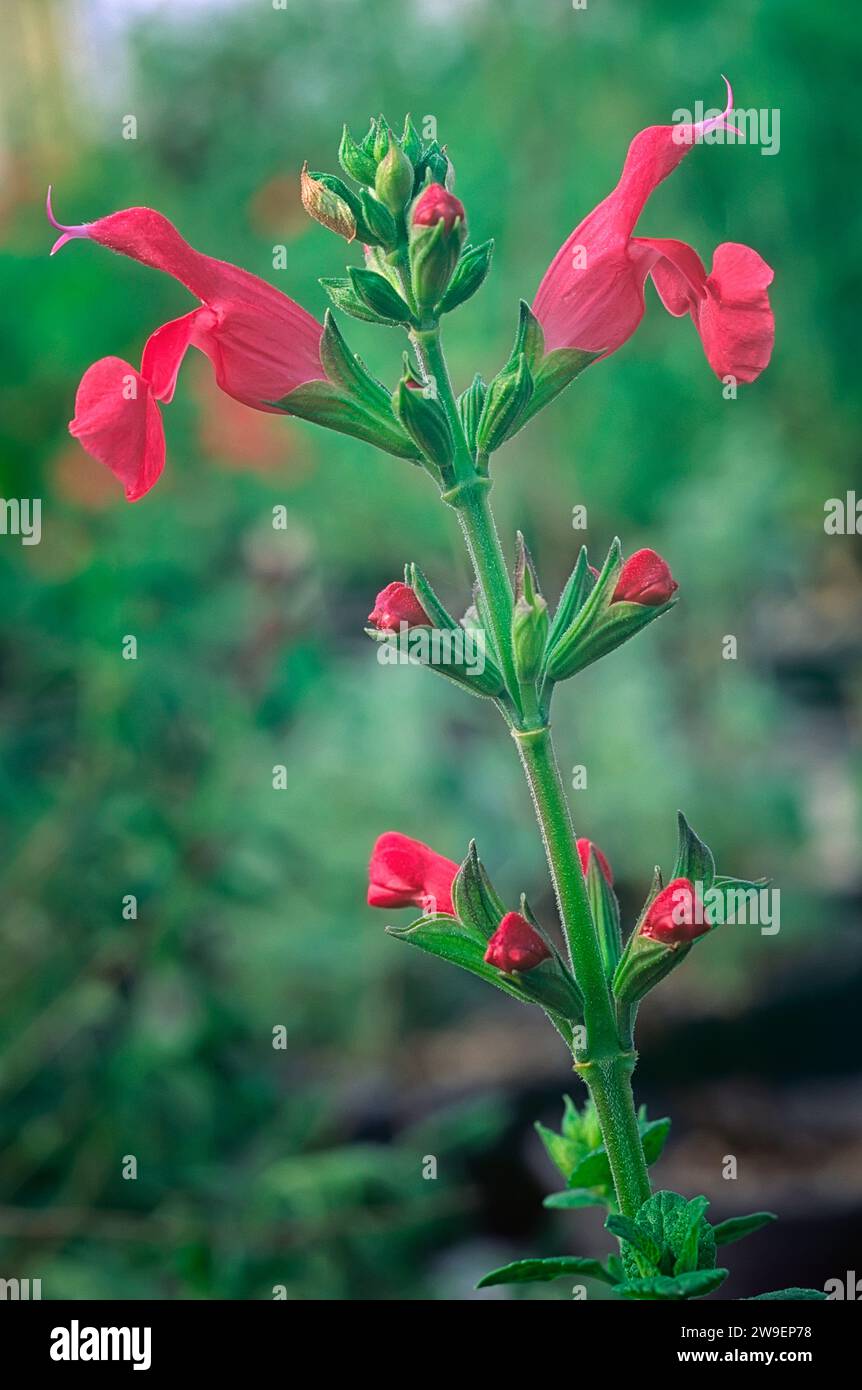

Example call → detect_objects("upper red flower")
640 877 711 945
532 81 774 384
577 837 614 886
368 582 432 631
48 191 325 501
367 832 458 917
612 549 678 606
411 184 465 232
484 911 551 973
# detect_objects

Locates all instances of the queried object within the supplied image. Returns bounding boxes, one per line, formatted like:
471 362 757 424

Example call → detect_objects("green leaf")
300 165 358 241
349 266 413 323
625 1191 716 1281
543 1189 608 1210
617 1268 729 1300
477 1256 617 1289
674 1195 711 1275
275 380 421 461
386 914 582 1019
712 1211 777 1247
606 1213 663 1272
641 1115 672 1165
438 239 494 314
673 811 716 891
452 841 506 940
747 1288 826 1301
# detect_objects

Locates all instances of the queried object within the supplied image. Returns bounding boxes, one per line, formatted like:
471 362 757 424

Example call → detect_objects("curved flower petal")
141 307 215 403
69 356 165 502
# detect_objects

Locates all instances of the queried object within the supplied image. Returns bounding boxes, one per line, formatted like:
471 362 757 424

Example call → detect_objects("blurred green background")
0 0 860 1299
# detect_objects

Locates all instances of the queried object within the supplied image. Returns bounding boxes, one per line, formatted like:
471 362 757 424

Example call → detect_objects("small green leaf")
617 1268 729 1301
674 1195 711 1275
477 1256 617 1289
673 811 716 891
747 1288 826 1301
318 311 391 413
606 1213 662 1273
712 1211 777 1247
543 1189 608 1210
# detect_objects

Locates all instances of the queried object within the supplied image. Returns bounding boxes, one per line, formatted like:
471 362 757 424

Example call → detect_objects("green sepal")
393 380 454 478
368 607 505 700
386 913 583 1020
543 1189 608 1210
476 1256 618 1289
372 114 393 162
475 352 534 454
746 1288 826 1301
437 239 494 314
406 562 504 690
318 311 392 414
673 811 716 891
511 531 548 684
374 135 414 215
400 114 423 167
457 375 487 454
546 547 594 657
354 189 398 247
583 844 622 976
409 213 464 311
413 140 452 190
320 276 403 326
338 124 377 185
712 1211 777 1247
299 165 359 242
275 379 421 461
546 537 677 682
495 303 601 437
616 1269 729 1301
349 266 413 323
612 866 691 1008
452 841 506 940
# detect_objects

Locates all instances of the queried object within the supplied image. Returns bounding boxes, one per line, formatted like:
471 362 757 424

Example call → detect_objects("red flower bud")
368 831 458 916
612 549 678 606
576 837 613 886
640 877 711 945
411 183 465 232
484 911 551 973
368 581 431 631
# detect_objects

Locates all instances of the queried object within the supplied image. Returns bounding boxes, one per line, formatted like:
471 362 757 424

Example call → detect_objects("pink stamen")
46 186 92 256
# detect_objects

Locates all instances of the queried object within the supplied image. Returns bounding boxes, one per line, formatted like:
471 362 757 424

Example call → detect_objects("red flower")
640 878 711 945
48 190 324 500
612 549 678 606
484 912 551 973
367 832 458 917
368 582 432 631
532 80 774 383
577 837 613 886
411 183 465 232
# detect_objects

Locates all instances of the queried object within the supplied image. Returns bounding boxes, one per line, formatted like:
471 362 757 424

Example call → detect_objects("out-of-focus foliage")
0 0 859 1299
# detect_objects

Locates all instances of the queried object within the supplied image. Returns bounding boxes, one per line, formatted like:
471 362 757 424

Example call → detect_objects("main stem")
410 321 652 1217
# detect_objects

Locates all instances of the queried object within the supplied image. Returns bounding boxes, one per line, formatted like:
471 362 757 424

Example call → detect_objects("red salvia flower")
368 582 432 631
577 837 614 886
612 549 678 606
367 832 458 917
532 80 774 383
484 912 551 973
48 191 325 501
640 877 711 945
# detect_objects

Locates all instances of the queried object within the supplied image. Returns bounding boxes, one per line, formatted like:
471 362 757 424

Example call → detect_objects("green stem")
414 320 652 1218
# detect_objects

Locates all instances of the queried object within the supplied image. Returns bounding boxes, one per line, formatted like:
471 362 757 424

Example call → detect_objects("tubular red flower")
640 877 711 945
411 183 465 232
367 832 458 917
532 80 774 383
368 582 432 631
576 837 613 886
612 549 678 606
50 192 325 499
484 912 551 973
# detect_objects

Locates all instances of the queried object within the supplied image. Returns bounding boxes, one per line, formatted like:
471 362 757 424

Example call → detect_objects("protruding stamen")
46 186 91 255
